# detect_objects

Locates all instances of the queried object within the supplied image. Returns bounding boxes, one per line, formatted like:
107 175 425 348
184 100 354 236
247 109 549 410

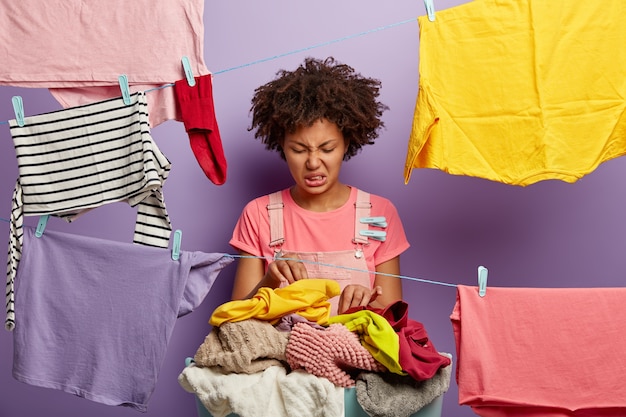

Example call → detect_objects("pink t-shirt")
0 0 209 127
230 187 410 275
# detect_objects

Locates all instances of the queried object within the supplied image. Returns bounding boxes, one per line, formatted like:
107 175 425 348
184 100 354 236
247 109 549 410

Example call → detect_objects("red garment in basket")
348 301 450 381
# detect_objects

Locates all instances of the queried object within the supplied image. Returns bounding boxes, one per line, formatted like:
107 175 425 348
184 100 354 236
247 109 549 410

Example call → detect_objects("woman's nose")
306 151 321 168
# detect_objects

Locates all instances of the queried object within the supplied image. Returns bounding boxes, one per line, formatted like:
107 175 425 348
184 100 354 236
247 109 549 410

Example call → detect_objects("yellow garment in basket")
404 0 626 186
209 279 340 326
329 309 404 375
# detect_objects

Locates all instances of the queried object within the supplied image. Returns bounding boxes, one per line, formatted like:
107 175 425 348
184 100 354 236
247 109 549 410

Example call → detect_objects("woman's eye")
322 148 335 153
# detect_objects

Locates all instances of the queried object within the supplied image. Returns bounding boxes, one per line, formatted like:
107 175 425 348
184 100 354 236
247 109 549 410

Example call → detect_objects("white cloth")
178 364 344 417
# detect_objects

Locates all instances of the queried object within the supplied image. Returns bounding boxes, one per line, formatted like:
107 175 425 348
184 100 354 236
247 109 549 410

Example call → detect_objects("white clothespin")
360 216 388 228
171 229 183 261
424 0 436 21
181 56 196 87
118 74 132 105
12 96 25 127
478 265 488 297
359 230 387 241
35 215 50 238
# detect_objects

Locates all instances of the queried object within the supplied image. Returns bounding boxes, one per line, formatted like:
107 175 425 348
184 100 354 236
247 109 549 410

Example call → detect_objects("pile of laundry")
178 279 452 417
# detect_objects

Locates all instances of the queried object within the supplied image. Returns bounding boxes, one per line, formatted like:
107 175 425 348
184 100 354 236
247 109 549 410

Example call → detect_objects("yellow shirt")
405 0 626 186
209 279 340 326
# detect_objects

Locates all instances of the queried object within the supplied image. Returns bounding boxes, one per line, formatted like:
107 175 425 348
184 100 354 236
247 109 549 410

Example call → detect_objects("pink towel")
286 322 386 387
451 285 626 417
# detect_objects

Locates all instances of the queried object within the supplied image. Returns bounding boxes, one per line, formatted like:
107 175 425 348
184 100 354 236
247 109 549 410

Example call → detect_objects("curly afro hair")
249 57 388 160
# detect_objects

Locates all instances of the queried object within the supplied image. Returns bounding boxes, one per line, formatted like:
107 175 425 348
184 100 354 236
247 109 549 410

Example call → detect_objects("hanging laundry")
451 285 626 416
404 0 626 186
5 92 171 330
0 0 209 127
174 74 228 185
12 226 233 411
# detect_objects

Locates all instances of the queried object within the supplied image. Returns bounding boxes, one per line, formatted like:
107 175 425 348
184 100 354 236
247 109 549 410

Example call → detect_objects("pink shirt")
230 187 410 276
0 0 209 127
452 285 626 416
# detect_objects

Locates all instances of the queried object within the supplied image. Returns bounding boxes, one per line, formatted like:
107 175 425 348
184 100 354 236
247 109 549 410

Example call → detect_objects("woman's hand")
232 252 308 300
264 253 308 286
337 284 382 314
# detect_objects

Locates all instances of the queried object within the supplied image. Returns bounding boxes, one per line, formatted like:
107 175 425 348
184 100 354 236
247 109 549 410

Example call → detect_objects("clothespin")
360 216 388 228
359 230 387 241
171 229 183 261
12 96 25 127
424 0 436 21
181 56 196 87
477 265 488 297
35 215 50 238
118 74 132 105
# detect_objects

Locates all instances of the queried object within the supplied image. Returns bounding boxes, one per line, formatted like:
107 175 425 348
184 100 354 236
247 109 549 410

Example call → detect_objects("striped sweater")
5 92 171 330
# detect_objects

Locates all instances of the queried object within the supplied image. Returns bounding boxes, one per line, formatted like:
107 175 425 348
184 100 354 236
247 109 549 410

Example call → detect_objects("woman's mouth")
304 175 326 187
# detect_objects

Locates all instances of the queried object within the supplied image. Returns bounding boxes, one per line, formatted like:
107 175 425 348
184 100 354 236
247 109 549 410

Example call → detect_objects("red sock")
174 75 227 185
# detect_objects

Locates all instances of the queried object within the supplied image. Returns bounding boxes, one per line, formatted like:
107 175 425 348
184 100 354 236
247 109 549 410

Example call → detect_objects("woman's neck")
289 184 351 212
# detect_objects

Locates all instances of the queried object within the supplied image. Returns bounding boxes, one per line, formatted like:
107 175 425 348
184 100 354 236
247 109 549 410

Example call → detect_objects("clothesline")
230 254 459 288
0 215 458 289
0 17 416 127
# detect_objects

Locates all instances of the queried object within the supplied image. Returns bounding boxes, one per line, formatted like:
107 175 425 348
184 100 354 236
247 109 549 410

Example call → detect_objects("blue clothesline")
230 254 459 288
0 215 457 289
0 17 416 126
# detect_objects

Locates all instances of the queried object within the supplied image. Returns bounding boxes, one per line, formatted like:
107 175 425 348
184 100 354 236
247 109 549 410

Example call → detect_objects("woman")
230 57 410 315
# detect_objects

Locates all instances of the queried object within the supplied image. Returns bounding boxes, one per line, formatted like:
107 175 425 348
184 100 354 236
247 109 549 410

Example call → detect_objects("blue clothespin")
478 265 488 297
359 230 387 241
12 96 25 127
118 74 131 105
181 56 196 87
360 216 388 228
171 229 183 261
424 0 436 21
35 215 50 238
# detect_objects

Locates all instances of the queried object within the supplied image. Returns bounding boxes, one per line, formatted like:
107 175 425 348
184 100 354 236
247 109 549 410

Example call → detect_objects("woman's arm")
231 252 267 300
370 255 403 308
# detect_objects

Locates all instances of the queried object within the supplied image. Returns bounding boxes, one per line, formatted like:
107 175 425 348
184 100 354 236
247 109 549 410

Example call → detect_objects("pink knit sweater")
286 322 386 387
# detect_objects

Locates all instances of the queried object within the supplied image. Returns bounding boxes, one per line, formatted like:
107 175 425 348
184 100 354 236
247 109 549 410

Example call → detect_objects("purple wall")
1 1 624 416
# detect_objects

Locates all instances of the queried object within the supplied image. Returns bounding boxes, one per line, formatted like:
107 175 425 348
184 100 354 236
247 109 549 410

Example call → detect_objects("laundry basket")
184 358 444 417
